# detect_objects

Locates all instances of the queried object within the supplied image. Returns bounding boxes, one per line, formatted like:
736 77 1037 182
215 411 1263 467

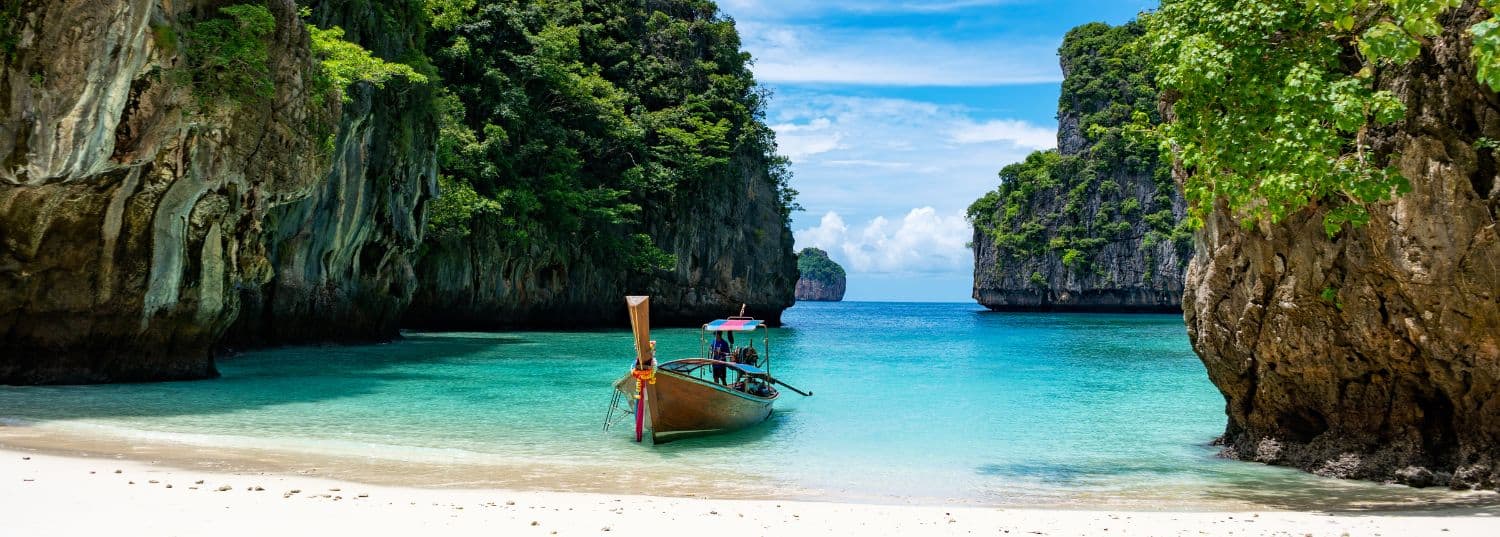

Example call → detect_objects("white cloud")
950 119 1056 150
770 118 844 159
796 208 972 274
798 211 849 251
764 90 1052 221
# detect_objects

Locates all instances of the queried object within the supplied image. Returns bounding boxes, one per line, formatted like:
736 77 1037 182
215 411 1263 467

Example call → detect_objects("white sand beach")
3 445 1497 537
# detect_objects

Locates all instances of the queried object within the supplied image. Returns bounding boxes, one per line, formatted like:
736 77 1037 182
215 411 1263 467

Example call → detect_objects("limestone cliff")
402 1 798 329
1184 5 1500 489
407 155 797 328
225 1 436 347
968 22 1190 312
794 248 845 302
0 0 435 383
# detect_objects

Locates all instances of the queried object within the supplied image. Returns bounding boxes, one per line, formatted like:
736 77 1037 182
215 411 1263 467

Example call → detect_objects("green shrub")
182 4 277 109
628 234 678 273
428 175 503 239
307 24 427 103
1061 249 1084 268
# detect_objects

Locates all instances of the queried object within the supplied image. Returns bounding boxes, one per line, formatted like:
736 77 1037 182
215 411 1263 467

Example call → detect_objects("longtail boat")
604 296 811 444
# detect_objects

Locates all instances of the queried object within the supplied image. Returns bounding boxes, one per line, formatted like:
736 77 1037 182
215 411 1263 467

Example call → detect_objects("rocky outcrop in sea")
968 22 1190 312
794 248 846 302
1183 5 1500 490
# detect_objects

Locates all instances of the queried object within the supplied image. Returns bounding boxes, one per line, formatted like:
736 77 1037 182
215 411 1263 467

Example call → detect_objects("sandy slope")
3 448 1497 537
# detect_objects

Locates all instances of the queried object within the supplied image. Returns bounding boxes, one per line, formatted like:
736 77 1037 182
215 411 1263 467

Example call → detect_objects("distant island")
795 248 846 302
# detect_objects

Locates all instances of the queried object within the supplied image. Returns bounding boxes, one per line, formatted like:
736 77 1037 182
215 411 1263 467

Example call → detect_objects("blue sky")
718 0 1156 302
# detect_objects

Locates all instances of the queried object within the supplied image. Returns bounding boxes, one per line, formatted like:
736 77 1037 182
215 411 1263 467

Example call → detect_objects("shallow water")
2 302 1496 510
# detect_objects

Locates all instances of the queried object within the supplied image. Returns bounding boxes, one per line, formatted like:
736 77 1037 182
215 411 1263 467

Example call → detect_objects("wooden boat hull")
615 366 775 443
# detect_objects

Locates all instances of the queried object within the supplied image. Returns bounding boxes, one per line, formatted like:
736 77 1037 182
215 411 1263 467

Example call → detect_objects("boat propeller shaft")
767 376 812 397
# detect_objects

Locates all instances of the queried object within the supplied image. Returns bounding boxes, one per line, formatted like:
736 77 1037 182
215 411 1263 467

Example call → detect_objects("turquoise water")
2 302 1496 509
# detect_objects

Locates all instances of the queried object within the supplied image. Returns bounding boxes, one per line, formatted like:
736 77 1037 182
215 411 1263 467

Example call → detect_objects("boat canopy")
703 319 762 332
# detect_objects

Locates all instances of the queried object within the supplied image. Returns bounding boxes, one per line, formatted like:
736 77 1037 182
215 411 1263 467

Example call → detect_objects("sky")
717 0 1157 302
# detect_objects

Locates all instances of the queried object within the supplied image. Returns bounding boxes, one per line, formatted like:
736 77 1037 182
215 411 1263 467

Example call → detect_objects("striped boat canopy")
703 319 762 332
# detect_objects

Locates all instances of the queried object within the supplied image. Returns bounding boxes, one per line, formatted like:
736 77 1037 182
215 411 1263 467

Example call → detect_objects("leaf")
1359 21 1421 65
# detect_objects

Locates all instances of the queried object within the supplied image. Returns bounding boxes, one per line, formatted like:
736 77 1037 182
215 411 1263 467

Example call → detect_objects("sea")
2 301 1495 510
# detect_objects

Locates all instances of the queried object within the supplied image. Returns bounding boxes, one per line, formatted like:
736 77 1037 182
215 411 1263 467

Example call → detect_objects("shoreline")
0 419 798 501
5 445 1499 536
7 418 1500 515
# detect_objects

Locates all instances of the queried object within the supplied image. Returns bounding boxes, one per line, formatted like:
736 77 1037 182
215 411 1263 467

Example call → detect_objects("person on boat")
710 331 730 385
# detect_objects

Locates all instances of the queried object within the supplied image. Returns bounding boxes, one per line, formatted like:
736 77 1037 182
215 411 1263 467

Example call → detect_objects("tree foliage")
423 0 795 274
1148 0 1500 236
179 3 426 110
307 24 428 102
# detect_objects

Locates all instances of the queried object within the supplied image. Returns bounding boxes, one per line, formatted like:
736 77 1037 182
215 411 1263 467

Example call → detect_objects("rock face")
794 248 845 302
407 159 797 328
968 22 1190 313
225 1 436 347
0 0 435 383
1184 6 1500 489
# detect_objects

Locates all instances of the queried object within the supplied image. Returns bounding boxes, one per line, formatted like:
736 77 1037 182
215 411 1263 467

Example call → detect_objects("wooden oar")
767 376 812 396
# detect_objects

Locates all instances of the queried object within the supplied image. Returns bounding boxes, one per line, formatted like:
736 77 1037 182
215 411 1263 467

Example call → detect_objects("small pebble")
114 470 122 474
602 526 612 532
358 494 368 498
21 457 29 460
195 480 204 485
148 480 159 484
165 484 173 489
128 481 135 485
506 500 515 506
216 485 232 492
531 521 539 526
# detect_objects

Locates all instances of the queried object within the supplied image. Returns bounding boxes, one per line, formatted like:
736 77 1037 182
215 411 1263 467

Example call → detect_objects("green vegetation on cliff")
967 22 1185 278
180 4 279 108
1147 0 1500 236
176 3 426 111
422 0 796 275
796 247 845 284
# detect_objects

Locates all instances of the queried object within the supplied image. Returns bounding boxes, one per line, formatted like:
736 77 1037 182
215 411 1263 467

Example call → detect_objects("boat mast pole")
627 296 653 370
764 325 771 378
626 296 654 443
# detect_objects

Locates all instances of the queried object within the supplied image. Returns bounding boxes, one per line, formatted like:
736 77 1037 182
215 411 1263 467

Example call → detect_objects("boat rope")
630 367 657 399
